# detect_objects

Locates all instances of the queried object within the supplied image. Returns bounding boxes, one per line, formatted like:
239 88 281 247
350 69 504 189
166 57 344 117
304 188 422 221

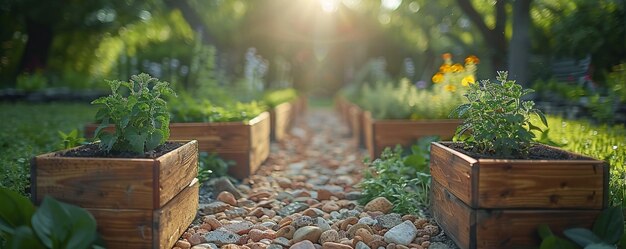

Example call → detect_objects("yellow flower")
461 75 475 86
439 64 451 73
444 84 456 92
465 55 480 65
451 63 464 72
432 73 444 84
442 53 452 60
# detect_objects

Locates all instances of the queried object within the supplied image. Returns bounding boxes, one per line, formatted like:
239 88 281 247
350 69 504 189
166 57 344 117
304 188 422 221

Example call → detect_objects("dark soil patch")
446 142 589 160
57 142 183 158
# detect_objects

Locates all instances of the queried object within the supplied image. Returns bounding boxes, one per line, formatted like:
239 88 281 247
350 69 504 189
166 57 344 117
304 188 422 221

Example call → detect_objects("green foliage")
532 78 588 102
16 73 48 92
358 78 465 120
539 206 625 249
57 129 86 150
92 73 175 154
169 94 266 123
0 103 96 197
197 152 234 183
451 71 547 158
607 63 626 103
531 115 626 207
262 88 298 108
0 187 103 249
358 136 439 214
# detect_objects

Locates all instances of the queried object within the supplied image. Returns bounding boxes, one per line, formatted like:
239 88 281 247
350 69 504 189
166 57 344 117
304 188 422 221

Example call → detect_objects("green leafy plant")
91 73 175 154
16 72 48 92
169 94 266 123
57 129 86 150
358 136 438 214
0 187 103 249
198 152 234 183
607 63 626 103
262 88 298 108
451 71 547 158
538 206 625 249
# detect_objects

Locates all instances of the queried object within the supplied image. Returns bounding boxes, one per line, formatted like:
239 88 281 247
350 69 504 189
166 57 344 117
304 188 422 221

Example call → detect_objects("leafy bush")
0 187 103 249
532 115 626 207
169 94 266 123
359 78 465 120
92 73 175 154
538 206 625 249
57 129 86 150
197 152 234 183
16 73 48 92
607 63 626 103
262 88 298 108
358 136 438 214
451 71 547 158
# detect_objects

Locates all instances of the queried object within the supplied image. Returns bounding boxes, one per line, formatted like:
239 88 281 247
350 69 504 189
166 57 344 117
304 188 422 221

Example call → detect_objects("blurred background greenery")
1 0 624 97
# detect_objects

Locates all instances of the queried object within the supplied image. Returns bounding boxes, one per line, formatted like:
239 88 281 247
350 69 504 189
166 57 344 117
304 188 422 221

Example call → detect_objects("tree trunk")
508 0 532 87
17 19 53 73
455 0 508 73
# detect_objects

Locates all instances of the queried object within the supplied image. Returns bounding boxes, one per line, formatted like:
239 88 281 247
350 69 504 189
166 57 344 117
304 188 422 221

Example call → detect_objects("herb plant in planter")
430 71 609 249
32 73 199 249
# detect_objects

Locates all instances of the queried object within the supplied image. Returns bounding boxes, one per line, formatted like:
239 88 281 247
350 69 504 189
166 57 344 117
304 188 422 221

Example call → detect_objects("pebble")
200 202 230 215
376 214 402 229
319 229 340 244
290 240 317 249
217 191 238 206
176 240 192 249
316 217 332 232
384 221 418 246
274 237 291 247
213 177 243 198
321 202 341 213
355 241 371 249
204 229 242 245
276 225 296 239
293 216 316 228
249 229 277 242
191 243 218 249
278 203 309 216
322 242 352 249
364 197 393 214
358 217 377 226
293 226 323 243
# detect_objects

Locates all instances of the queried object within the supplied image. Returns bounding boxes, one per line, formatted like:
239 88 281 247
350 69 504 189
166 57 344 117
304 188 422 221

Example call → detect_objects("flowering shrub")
431 53 479 93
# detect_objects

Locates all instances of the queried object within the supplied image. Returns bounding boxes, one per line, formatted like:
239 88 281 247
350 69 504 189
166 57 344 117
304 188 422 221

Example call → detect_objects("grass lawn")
0 102 96 197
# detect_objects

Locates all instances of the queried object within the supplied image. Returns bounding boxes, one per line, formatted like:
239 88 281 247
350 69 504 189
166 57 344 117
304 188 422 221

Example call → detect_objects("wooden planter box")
31 140 199 249
270 102 293 141
363 111 461 159
334 96 352 129
85 112 271 180
348 104 364 148
430 142 608 249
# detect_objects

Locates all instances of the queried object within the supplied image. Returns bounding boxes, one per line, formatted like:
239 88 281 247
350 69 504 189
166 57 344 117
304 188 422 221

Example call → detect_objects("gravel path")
174 109 459 249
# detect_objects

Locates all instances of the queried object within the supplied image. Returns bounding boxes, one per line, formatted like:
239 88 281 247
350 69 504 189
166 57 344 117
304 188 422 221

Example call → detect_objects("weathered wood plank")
475 208 600 249
363 111 375 159
155 178 199 249
478 161 606 209
349 105 363 148
157 140 198 208
249 111 271 176
361 111 460 158
432 180 472 249
87 208 154 248
430 142 476 206
271 102 293 141
33 155 156 209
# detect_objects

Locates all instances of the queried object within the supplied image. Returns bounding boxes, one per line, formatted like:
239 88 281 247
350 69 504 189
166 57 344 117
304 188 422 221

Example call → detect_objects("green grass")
0 102 96 197
534 115 626 207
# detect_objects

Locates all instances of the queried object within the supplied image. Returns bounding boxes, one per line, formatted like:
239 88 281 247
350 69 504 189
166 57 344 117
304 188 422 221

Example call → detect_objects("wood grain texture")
270 102 292 141
475 208 600 249
432 180 472 249
155 178 199 249
432 180 601 249
33 141 197 210
34 154 157 209
87 179 198 249
363 111 375 159
157 140 198 208
85 112 271 180
349 105 364 148
363 111 461 158
431 142 607 209
430 142 476 206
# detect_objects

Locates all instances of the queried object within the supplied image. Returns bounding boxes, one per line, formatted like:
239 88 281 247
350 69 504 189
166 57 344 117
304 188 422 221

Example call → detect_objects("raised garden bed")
31 140 199 249
270 102 293 141
85 112 270 180
430 141 608 249
363 111 461 159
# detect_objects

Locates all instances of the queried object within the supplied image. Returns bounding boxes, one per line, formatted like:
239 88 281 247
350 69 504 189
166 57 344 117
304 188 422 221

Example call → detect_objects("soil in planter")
448 142 588 160
57 142 183 158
